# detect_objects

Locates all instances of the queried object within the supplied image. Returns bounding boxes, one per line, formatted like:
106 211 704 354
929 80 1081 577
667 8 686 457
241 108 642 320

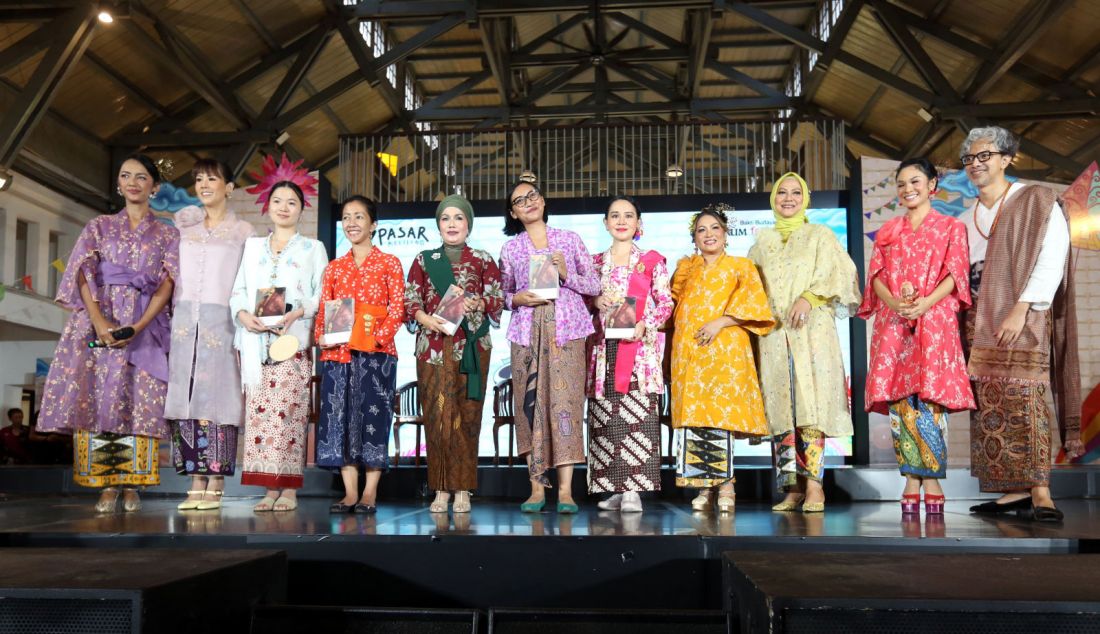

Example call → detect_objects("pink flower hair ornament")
245 153 319 214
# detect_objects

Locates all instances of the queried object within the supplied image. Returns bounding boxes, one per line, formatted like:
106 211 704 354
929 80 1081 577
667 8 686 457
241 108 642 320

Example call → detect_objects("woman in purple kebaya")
38 154 180 513
499 180 600 514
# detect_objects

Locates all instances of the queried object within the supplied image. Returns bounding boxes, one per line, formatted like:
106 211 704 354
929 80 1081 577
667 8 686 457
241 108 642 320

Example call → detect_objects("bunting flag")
0 284 5 302
19 275 33 293
50 258 65 273
1062 161 1100 251
864 230 878 242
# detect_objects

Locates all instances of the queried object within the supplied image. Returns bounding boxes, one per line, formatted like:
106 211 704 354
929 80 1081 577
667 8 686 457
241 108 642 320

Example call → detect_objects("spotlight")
665 164 684 178
97 10 113 23
275 131 291 146
0 166 13 192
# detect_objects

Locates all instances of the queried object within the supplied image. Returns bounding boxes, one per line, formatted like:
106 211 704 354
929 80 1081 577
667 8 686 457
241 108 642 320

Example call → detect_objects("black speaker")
725 551 1100 634
250 606 479 634
0 548 286 634
487 608 729 633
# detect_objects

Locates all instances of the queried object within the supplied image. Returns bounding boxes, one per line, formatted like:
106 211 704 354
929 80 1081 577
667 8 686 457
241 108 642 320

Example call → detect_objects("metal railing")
338 119 847 202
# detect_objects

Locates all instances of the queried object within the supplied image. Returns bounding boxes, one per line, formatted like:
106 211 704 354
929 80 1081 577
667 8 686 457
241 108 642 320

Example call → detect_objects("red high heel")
924 494 945 515
901 493 921 515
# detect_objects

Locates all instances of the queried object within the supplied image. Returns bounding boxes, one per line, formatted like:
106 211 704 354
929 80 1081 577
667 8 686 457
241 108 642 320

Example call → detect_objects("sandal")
272 496 297 512
195 490 223 511
772 495 804 512
95 487 120 513
429 493 450 514
253 495 278 512
901 493 921 515
924 494 945 515
121 488 142 513
690 493 713 512
178 490 206 511
453 492 471 514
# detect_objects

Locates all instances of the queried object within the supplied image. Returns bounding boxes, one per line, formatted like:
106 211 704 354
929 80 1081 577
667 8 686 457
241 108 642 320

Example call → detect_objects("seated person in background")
1 408 33 465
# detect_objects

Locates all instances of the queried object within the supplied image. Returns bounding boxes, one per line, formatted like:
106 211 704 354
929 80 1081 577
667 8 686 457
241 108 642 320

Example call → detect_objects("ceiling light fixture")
97 10 114 23
0 166 14 192
665 164 684 178
519 169 537 183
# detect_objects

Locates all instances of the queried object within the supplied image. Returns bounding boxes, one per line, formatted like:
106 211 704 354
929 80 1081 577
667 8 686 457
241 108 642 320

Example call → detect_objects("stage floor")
1 495 1098 545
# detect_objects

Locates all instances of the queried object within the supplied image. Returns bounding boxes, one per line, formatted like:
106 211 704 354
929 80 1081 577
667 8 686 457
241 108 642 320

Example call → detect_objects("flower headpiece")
245 153 319 214
689 203 735 236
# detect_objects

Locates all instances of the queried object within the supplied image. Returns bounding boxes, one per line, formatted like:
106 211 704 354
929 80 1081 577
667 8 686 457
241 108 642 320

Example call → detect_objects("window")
15 220 28 281
808 0 845 71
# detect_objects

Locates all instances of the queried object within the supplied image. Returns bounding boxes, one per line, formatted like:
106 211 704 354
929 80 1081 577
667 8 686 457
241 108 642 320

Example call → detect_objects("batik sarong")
587 340 661 493
73 430 160 488
316 350 397 471
675 427 735 488
240 351 312 489
888 395 948 478
418 339 487 491
511 304 586 487
773 428 825 491
172 420 238 476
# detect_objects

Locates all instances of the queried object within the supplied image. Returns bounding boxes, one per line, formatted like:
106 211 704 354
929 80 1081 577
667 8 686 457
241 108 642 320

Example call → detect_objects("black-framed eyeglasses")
510 190 541 208
960 150 1006 166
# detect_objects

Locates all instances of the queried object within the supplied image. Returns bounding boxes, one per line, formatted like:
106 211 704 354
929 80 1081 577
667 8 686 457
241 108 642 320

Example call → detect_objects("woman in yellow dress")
671 204 774 513
748 173 861 513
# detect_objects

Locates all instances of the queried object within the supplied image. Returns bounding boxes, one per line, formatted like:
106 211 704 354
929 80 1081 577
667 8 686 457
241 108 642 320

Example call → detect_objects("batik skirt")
675 427 735 489
888 395 948 479
587 340 661 493
73 430 160 488
240 351 312 489
773 428 826 491
417 339 488 491
316 350 397 471
511 304 586 487
172 420 238 476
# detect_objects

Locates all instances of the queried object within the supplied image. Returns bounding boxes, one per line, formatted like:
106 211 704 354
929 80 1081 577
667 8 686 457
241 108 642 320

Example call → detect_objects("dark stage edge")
2 496 1098 611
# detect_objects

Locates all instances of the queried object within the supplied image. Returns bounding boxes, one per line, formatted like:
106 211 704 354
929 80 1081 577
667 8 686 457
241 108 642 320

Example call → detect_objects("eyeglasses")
510 190 541 208
960 150 1007 166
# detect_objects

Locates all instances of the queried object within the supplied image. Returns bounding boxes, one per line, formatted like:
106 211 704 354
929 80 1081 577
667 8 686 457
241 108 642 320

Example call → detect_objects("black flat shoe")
1028 505 1064 523
329 502 354 514
353 503 377 514
969 497 1032 514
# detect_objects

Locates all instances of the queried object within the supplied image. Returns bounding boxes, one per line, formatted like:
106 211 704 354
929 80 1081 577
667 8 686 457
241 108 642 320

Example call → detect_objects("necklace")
973 184 1012 240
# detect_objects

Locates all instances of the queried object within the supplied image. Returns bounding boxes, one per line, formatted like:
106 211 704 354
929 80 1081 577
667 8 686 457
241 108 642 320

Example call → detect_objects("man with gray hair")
958 126 1082 522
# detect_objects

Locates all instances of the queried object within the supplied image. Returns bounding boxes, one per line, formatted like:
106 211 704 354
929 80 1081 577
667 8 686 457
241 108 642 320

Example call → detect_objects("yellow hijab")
770 172 810 242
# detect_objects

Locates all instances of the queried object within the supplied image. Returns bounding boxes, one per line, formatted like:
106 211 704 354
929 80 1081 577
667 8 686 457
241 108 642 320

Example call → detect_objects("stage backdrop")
859 157 1100 466
339 205 854 460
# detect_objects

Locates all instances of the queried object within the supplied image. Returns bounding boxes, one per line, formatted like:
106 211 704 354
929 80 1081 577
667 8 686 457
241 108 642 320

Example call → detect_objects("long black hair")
503 180 548 236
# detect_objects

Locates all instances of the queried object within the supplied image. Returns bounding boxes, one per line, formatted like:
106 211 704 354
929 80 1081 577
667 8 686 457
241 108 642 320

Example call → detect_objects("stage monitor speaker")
0 548 286 634
725 551 1100 634
250 606 479 634
487 608 729 633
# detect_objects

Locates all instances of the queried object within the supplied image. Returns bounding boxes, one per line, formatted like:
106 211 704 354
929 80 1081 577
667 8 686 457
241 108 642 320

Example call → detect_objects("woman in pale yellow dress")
670 204 774 513
748 172 860 513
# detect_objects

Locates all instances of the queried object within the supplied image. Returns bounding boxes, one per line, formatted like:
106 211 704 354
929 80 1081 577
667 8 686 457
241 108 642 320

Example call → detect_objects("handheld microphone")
88 326 135 348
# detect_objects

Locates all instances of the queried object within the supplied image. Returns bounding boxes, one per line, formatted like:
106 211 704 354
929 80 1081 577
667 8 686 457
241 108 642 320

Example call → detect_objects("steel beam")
870 0 959 100
802 0 864 101
963 0 1072 101
0 4 97 166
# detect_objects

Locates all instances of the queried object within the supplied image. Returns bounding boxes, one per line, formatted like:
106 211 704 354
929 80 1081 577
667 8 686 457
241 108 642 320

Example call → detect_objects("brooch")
636 263 646 274
431 252 441 260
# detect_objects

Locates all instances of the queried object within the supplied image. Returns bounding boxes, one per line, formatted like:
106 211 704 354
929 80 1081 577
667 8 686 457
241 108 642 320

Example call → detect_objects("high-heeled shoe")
690 494 712 512
924 494 945 515
95 487 120 513
453 492 471 514
195 490 223 511
901 493 921 515
771 496 804 512
716 496 736 514
177 490 205 511
121 488 141 513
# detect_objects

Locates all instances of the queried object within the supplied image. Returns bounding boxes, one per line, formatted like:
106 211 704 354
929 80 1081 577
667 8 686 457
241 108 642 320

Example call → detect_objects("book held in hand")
605 297 638 339
255 287 287 326
323 298 355 345
528 254 559 300
432 284 471 336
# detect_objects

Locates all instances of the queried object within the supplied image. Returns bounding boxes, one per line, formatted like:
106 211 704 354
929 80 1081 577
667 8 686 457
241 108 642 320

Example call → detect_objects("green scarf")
421 245 489 400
